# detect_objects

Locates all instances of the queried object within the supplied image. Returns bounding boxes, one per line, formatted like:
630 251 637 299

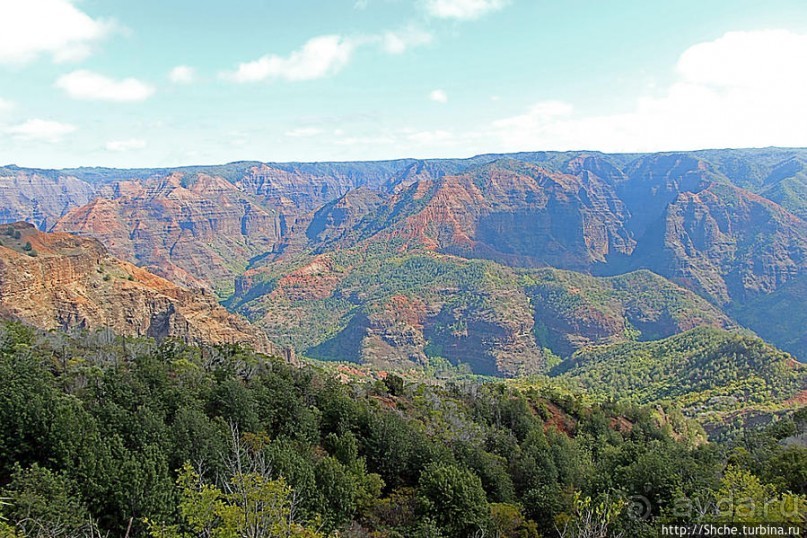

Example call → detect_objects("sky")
2 0 807 168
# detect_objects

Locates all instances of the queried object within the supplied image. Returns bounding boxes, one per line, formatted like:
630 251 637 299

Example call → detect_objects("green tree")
490 503 540 538
1 464 97 538
764 447 807 495
313 456 356 530
383 374 405 397
417 463 490 538
554 493 626 538
147 463 323 538
713 467 806 525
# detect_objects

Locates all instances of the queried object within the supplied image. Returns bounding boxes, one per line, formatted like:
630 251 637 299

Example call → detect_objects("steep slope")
303 155 807 301
50 161 465 292
525 269 734 357
630 181 807 305
315 160 635 271
0 222 290 359
231 246 731 376
686 148 807 219
730 274 807 359
6 148 807 361
757 156 807 219
54 173 285 295
282 153 806 358
0 167 97 230
234 251 547 377
553 328 806 413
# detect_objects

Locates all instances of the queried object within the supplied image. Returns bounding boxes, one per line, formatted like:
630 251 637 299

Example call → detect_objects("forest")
0 321 804 537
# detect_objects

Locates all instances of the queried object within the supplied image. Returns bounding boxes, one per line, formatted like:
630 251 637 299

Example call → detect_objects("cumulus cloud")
223 35 355 83
168 65 195 84
105 138 146 152
430 89 448 103
6 119 76 142
224 26 433 84
381 26 433 54
56 70 155 102
423 0 508 20
0 0 112 64
492 30 807 152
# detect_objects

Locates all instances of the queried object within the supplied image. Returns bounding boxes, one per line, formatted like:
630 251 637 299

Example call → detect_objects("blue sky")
2 0 807 168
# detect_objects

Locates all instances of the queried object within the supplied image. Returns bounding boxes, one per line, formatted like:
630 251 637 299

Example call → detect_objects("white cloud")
285 127 324 138
676 30 807 89
491 30 807 152
56 70 155 102
0 0 112 64
168 65 195 84
223 35 355 83
430 89 448 103
105 138 146 152
381 26 433 54
0 98 13 111
423 0 508 20
6 119 76 142
223 29 431 84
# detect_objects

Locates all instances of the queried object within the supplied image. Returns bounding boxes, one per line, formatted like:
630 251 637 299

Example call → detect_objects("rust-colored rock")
0 222 292 361
54 173 285 293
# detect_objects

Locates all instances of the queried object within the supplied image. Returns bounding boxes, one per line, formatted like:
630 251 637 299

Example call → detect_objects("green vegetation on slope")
553 328 806 414
0 322 805 537
233 246 733 376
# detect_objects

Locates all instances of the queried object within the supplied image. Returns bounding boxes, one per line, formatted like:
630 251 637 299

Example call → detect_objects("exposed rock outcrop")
54 173 285 293
0 168 96 230
0 222 291 360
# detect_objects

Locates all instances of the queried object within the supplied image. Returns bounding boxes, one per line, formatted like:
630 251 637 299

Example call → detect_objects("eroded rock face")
315 161 636 271
0 222 292 360
0 169 96 230
631 183 807 305
3 149 807 363
302 155 806 307
54 173 285 293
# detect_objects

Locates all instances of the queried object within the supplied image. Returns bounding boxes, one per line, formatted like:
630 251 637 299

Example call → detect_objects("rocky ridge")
230 249 733 376
2 148 806 363
0 222 291 360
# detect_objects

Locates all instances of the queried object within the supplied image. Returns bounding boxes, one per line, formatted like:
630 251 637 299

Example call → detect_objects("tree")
417 463 490 538
555 493 625 538
490 503 540 538
147 463 323 538
0 464 100 538
713 467 805 525
383 374 405 397
764 447 807 495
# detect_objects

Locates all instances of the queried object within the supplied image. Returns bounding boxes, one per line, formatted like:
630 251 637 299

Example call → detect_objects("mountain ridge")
0 222 292 360
3 147 806 361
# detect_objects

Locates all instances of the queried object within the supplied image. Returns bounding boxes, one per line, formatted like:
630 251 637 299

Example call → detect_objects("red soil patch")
784 389 807 407
543 401 576 436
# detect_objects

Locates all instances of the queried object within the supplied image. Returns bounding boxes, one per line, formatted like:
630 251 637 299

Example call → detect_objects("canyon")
2 147 806 371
